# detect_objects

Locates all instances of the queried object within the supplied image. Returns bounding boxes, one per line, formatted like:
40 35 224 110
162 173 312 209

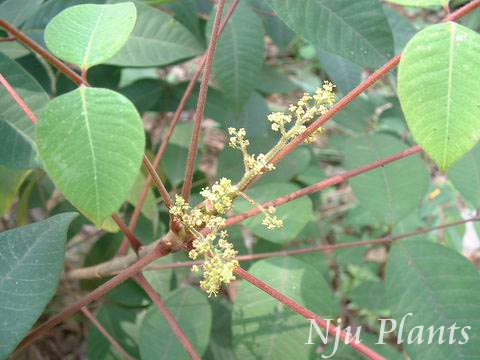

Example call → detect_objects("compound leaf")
44 2 137 70
386 241 480 359
209 1 265 113
106 0 203 67
233 257 340 359
345 134 429 225
37 87 145 227
268 0 394 68
398 22 480 170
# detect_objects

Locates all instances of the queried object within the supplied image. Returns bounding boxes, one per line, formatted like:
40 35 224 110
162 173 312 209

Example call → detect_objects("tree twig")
182 0 227 202
134 274 201 360
16 238 174 353
0 19 86 86
142 154 173 209
111 213 142 253
234 267 385 360
0 73 38 124
81 307 134 360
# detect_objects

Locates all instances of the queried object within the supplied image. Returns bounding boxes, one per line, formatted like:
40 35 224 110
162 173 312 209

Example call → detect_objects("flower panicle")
169 82 336 296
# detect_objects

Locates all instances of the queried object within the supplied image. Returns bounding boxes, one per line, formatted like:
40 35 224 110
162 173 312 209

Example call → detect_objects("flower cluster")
200 177 237 214
228 127 275 176
191 233 238 296
262 206 283 229
228 127 249 150
268 81 335 143
170 181 239 296
304 127 325 144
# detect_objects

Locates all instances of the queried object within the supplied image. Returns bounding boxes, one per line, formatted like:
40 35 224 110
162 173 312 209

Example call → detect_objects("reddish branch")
182 0 227 202
134 274 201 360
0 36 15 42
0 19 86 86
0 73 38 124
111 213 142 253
227 146 422 227
66 145 424 280
146 216 480 271
121 0 240 254
16 240 173 353
142 154 173 209
81 307 134 360
234 267 385 359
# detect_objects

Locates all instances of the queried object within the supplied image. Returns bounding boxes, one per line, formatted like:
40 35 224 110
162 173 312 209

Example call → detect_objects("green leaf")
448 144 480 207
22 0 108 47
259 146 312 185
268 0 394 68
386 241 480 359
334 235 371 267
317 49 363 94
0 53 49 169
37 87 145 227
0 166 30 216
234 182 313 244
297 165 326 186
350 281 388 312
162 144 198 187
263 11 295 50
204 298 235 360
256 66 299 95
398 22 480 170
383 7 417 54
88 304 141 360
323 333 403 360
0 0 43 26
142 255 173 296
0 42 30 60
333 97 374 133
209 0 265 113
0 213 78 358
246 2 294 51
385 0 448 7
344 134 429 225
139 287 212 360
233 257 340 359
107 0 203 66
44 2 137 70
107 279 150 307
229 92 270 139
162 0 204 45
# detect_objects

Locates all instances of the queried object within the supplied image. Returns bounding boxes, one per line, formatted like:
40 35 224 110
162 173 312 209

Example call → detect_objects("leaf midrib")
442 23 456 169
368 140 396 224
79 87 101 221
81 6 105 70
